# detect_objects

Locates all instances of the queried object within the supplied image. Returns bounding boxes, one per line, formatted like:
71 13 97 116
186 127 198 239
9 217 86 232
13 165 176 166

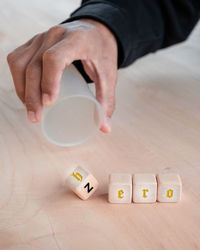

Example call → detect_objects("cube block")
108 173 132 203
157 173 182 202
65 166 99 200
133 174 157 203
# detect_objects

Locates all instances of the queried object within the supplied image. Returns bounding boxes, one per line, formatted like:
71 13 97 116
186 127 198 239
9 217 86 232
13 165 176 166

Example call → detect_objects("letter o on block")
157 173 182 202
65 166 99 200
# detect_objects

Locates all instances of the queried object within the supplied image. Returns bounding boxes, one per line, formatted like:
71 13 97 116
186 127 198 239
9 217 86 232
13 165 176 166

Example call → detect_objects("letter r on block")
142 189 149 198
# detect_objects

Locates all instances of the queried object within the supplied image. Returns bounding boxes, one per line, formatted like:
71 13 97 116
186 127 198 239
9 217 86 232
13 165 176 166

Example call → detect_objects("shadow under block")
157 173 182 202
65 166 99 200
133 174 157 203
108 173 132 203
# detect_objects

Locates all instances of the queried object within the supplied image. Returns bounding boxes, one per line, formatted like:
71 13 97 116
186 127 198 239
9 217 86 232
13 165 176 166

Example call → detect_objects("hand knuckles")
7 48 19 64
47 25 65 37
25 96 39 109
26 64 39 80
43 50 58 65
7 53 14 64
42 78 59 96
10 58 26 72
41 81 53 94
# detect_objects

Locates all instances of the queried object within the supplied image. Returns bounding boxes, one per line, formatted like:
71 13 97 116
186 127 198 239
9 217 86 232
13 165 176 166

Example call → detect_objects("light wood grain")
0 0 200 249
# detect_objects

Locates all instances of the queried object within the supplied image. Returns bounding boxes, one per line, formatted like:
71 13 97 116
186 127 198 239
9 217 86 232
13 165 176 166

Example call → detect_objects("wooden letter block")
132 174 157 203
157 173 182 202
65 166 99 200
108 173 132 203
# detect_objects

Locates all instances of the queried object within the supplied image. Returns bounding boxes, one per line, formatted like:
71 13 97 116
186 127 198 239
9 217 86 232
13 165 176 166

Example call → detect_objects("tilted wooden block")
108 173 132 203
157 173 182 202
132 174 157 203
65 166 99 200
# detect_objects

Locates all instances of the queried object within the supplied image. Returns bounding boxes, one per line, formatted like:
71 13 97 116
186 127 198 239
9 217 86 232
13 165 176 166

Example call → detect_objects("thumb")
82 61 117 133
95 68 117 133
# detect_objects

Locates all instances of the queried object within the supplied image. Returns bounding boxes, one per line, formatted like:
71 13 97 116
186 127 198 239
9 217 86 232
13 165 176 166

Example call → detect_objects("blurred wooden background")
0 0 200 249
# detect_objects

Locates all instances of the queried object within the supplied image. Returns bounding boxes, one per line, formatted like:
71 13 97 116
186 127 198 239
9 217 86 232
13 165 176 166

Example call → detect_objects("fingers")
41 45 66 106
7 34 43 103
94 63 117 133
24 27 67 121
25 59 43 122
8 21 118 135
41 38 81 106
82 59 117 133
7 34 37 62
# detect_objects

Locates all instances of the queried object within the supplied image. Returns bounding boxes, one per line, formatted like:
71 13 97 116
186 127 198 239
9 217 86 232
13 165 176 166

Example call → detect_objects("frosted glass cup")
41 64 103 146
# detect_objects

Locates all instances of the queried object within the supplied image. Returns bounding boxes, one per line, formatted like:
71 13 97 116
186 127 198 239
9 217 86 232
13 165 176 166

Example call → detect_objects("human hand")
7 19 118 133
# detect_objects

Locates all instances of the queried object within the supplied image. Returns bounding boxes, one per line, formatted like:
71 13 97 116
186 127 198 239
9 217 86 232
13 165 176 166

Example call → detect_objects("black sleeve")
61 0 200 70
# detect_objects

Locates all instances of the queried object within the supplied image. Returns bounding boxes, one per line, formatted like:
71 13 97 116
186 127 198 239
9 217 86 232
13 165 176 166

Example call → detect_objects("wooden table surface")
0 1 200 249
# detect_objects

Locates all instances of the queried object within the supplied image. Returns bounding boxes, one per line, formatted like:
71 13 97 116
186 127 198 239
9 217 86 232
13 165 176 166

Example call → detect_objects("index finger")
41 39 83 106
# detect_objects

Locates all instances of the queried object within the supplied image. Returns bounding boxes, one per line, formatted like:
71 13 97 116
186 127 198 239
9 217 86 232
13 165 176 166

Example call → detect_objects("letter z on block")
65 166 99 200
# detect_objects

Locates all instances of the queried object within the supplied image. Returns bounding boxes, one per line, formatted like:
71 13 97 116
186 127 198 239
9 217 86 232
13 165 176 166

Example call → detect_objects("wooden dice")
157 173 182 202
133 174 157 203
108 173 132 203
108 173 182 203
65 166 99 200
65 168 182 203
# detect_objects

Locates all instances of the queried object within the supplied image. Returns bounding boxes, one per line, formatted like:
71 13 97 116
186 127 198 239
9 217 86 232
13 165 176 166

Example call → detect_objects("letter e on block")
108 173 132 203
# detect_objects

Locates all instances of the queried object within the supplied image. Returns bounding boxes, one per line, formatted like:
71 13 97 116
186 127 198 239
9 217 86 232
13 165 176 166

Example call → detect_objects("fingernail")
42 93 51 106
28 111 37 123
